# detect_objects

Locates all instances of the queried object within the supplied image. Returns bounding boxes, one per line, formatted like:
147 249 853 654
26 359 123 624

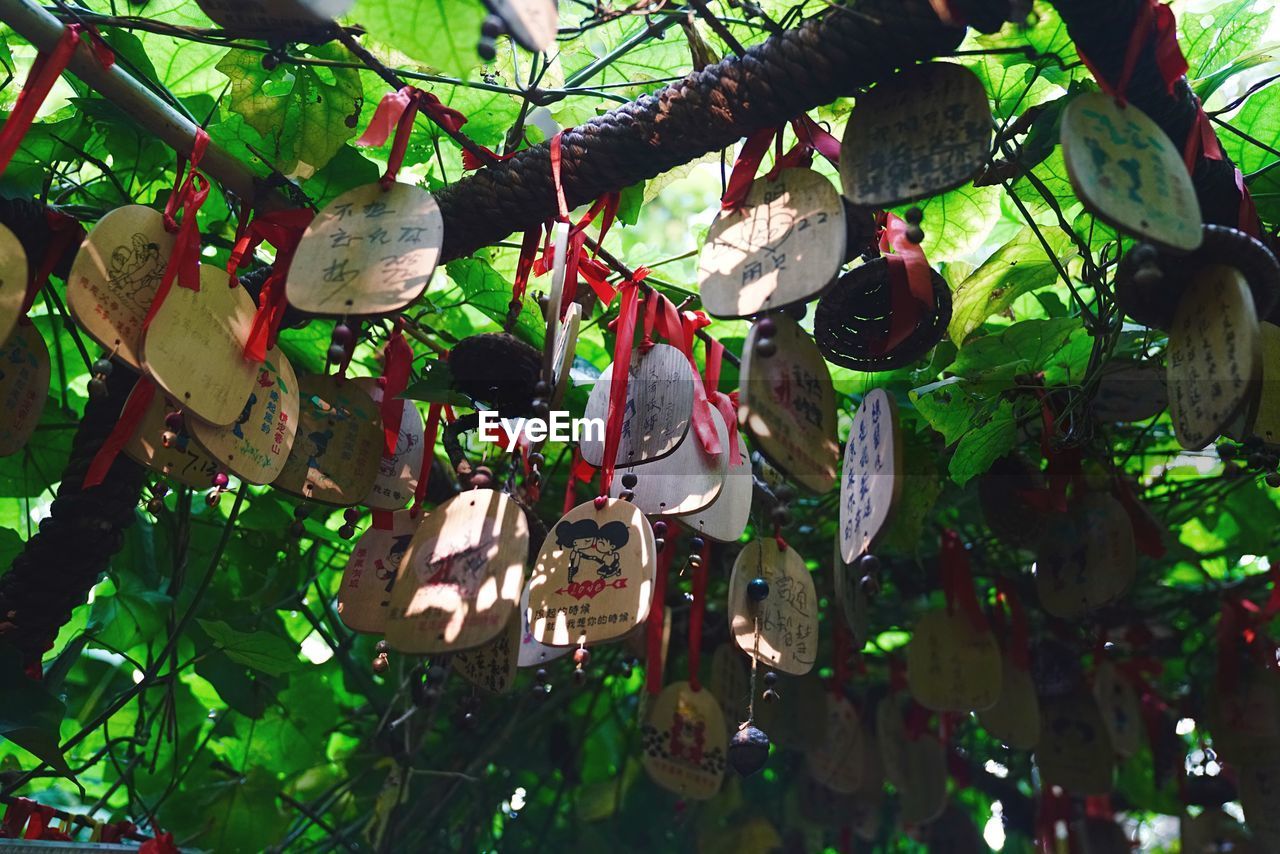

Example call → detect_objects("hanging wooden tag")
1238 762 1280 850
640 681 727 800
122 388 221 489
1091 360 1168 423
337 510 417 634
839 63 992 207
839 388 902 563
189 346 299 484
900 736 948 827
455 609 521 694
678 422 751 543
353 377 424 511
0 323 49 457
1062 93 1203 251
805 695 865 794
482 0 558 52
728 539 818 676
67 205 175 369
0 223 28 347
977 654 1040 750
550 302 582 407
141 265 258 426
608 403 727 516
579 342 694 467
1249 322 1280 445
1035 493 1135 619
1092 662 1143 758
833 544 870 648
195 0 349 30
517 582 571 667
698 168 847 318
273 373 383 506
754 672 827 752
906 608 1001 712
526 498 656 646
708 643 751 731
1036 689 1115 795
384 489 528 653
1167 265 1262 450
738 313 838 492
289 182 443 316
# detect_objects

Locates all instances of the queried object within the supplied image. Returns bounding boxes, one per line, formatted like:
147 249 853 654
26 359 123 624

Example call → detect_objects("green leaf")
197 619 305 677
350 0 487 80
1193 43 1280 102
950 317 1083 384
1221 81 1280 175
402 359 471 406
948 230 1069 343
617 181 646 226
443 257 546 347
949 399 1017 485
0 642 73 780
1180 0 1272 81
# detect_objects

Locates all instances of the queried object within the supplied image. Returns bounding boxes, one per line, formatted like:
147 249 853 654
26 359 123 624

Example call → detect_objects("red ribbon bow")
721 115 842 210
142 128 212 332
941 530 988 634
702 336 742 467
227 208 315 362
357 86 468 187
874 211 935 355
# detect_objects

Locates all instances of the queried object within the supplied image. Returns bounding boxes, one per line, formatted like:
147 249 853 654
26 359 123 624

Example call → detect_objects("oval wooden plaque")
1206 672 1280 765
516 582 571 668
455 610 521 694
0 323 50 457
353 377 424 511
906 608 1001 712
640 681 727 800
337 510 418 634
1036 689 1115 795
122 386 221 489
273 373 383 506
805 695 865 794
728 539 818 676
1035 493 1135 619
1238 761 1280 850
579 342 694 467
526 498 656 646
1093 662 1143 758
289 182 443 316
0 223 29 347
483 0 559 52
608 403 727 515
977 654 1040 750
385 489 528 653
738 313 838 492
67 205 175 369
677 421 751 543
839 388 902 563
189 346 299 484
196 0 349 30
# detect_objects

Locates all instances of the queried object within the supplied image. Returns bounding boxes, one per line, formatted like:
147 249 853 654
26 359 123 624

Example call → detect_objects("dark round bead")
857 553 881 575
212 472 229 489
755 337 777 358
688 553 703 569
526 470 541 486
481 13 505 37
573 647 591 667
426 665 448 685
164 411 184 433
338 523 356 540
785 303 806 321
327 343 348 364
747 577 770 602
529 452 545 467
573 667 587 685
620 489 635 502
904 206 924 225
154 483 169 497
621 472 638 489
470 466 494 488
1133 264 1162 287
763 670 778 687
332 323 354 346
92 358 113 376
1129 243 1158 267
689 535 705 551
652 520 668 538
728 725 771 776
654 538 666 551
774 483 794 502
1266 472 1280 488
375 640 390 654
147 497 164 515
533 381 551 397
770 505 791 527
294 504 309 519
372 654 389 674
261 52 279 71
477 37 497 61
87 377 108 399
756 317 777 338
906 225 925 245
535 668 547 682
762 688 779 703
344 508 362 523
859 574 881 597
531 399 550 419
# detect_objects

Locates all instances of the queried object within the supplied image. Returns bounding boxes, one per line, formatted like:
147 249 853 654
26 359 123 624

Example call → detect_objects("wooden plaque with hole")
579 342 695 468
550 302 581 407
805 695 865 794
1093 662 1143 758
640 681 727 800
1036 689 1115 795
196 0 349 29
384 489 527 653
698 168 847 318
455 610 521 694
1062 93 1203 251
353 377 424 511
0 223 29 347
483 0 558 52
273 373 383 506
977 654 1040 750
839 388 902 563
517 582 571 668
608 404 727 515
1035 493 1135 618
0 322 49 457
738 314 838 492
1167 265 1262 450
840 63 992 207
906 608 1001 712
338 510 418 634
289 182 443 316
526 498 656 646
122 384 222 489
728 539 818 675
68 205 175 369
678 420 751 543
189 346 299 484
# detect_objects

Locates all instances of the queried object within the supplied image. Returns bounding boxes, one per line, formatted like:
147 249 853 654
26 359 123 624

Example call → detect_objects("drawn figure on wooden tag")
556 517 630 583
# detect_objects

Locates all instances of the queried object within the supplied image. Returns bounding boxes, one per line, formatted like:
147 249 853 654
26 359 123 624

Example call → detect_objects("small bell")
727 724 771 776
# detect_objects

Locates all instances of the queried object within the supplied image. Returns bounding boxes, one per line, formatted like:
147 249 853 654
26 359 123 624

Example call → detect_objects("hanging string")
688 539 710 691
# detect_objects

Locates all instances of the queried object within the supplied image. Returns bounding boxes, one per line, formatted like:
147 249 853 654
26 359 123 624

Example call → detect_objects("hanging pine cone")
449 333 543 416
727 724 771 776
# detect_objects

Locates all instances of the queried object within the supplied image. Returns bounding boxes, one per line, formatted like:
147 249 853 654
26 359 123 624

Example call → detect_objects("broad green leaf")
197 619 305 677
402 359 471 405
949 399 1016 485
950 317 1083 383
1194 43 1280 102
1180 0 1272 81
350 0 487 80
902 184 1001 265
1220 82 1280 175
948 230 1069 342
442 256 545 347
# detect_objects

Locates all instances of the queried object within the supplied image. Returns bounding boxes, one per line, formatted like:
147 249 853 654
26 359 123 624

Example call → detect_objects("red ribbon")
142 129 211 332
1216 565 1280 695
83 377 156 489
228 208 314 362
721 116 840 211
461 144 513 171
992 578 1031 671
1018 387 1082 513
599 272 646 495
357 87 468 187
378 331 414 458
702 336 742 467
941 530 987 634
874 211 935 355
410 402 445 518
22 210 84 315
512 225 543 305
633 295 720 459
1037 787 1080 854
688 539 709 691
1077 0 1186 104
140 832 179 854
721 127 778 210
646 528 677 695
564 449 597 514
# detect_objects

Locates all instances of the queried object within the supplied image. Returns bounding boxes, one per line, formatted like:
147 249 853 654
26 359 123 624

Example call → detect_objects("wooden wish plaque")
805 695 866 794
526 498 656 646
142 265 258 426
289 182 444 316
738 313 838 492
1167 264 1262 450
67 205 175 369
1206 671 1280 765
839 62 992 207
0 323 50 457
483 0 559 52
274 374 383 506
1092 662 1143 758
189 346 299 485
0 223 28 347
1035 492 1135 619
728 539 818 676
708 642 751 731
337 510 418 634
580 342 694 467
549 302 582 407
608 403 727 516
698 168 847 318
906 608 1001 712
385 489 528 653
1249 322 1280 445
353 377 424 511
839 388 902 563
1091 360 1168 424
1062 92 1203 251
455 609 521 694
640 681 727 800
1036 689 1115 795
678 421 751 544
122 387 221 489
977 654 1040 750
517 582 570 668
196 0 350 30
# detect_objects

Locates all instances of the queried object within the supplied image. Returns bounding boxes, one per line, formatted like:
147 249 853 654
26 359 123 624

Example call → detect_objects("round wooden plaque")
708 642 751 731
384 489 528 653
1092 360 1168 423
1035 493 1135 619
337 510 418 634
1061 92 1203 251
1092 662 1143 758
67 205 175 369
608 403 727 515
526 498 656 646
0 323 49 457
805 695 865 794
698 168 846 318
738 313 838 493
273 373 383 506
977 654 1040 750
1167 265 1262 450
122 387 221 489
640 681 727 800
189 346 299 484
839 62 992 207
839 388 902 563
677 422 751 543
1036 689 1115 795
289 182 443 316
353 377 424 511
579 342 695 467
517 582 571 667
483 0 559 52
906 608 1001 712
1250 322 1280 446
0 223 29 347
728 539 818 676
455 610 521 694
